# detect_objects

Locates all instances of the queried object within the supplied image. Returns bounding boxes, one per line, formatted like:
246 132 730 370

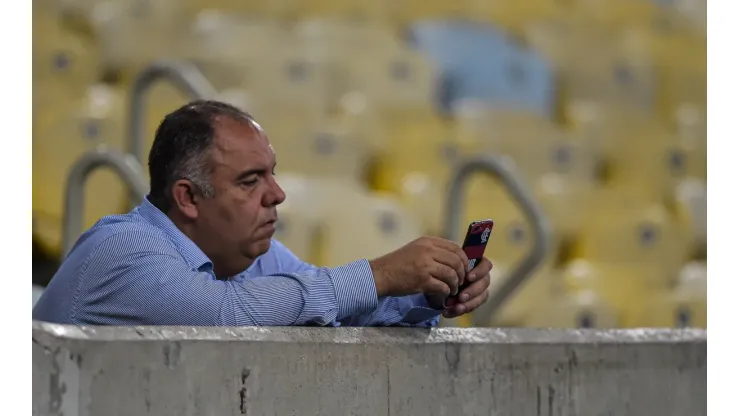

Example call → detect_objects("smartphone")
445 219 494 308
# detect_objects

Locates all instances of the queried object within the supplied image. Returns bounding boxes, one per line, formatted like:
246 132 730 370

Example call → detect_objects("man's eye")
241 179 258 186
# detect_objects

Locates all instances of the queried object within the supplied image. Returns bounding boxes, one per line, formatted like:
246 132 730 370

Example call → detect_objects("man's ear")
171 179 199 220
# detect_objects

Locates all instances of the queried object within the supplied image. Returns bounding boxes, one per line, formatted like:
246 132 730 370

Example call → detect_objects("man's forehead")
211 116 275 164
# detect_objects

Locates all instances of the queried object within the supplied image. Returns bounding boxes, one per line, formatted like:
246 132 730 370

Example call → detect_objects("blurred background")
32 0 706 329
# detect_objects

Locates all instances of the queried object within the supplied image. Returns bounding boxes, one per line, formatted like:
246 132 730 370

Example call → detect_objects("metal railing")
61 146 149 258
442 155 553 326
127 60 217 206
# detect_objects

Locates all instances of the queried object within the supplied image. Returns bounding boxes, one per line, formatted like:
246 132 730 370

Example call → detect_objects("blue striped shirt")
32 197 441 327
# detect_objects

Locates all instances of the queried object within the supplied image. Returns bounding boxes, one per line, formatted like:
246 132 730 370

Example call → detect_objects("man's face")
195 115 285 277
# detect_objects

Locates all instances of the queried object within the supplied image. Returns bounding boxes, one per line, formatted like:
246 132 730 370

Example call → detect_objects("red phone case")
445 219 494 308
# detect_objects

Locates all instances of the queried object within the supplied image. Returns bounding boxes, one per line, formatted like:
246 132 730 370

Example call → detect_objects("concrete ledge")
33 321 707 416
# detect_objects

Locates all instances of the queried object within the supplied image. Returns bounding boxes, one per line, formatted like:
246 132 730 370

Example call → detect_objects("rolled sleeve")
328 259 379 320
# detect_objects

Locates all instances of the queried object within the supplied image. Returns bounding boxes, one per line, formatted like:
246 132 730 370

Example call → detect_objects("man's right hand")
368 237 469 299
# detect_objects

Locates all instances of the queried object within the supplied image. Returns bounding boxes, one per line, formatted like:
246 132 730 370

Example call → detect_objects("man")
33 100 492 327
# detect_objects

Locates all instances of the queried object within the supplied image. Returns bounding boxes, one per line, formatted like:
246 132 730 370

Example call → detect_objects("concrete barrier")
32 321 706 416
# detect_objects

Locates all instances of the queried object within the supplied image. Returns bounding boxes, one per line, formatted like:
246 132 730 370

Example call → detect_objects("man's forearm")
225 260 379 326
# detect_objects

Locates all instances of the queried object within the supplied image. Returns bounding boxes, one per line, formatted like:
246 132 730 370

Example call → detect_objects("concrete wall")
32 321 707 416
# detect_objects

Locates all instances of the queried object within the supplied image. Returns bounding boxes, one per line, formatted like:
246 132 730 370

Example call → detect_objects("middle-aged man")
33 100 492 327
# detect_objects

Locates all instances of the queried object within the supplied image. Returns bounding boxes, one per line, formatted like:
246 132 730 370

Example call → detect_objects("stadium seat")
486 260 558 327
273 174 323 264
33 84 129 258
474 0 571 33
33 8 101 113
642 261 706 328
451 103 600 185
247 44 342 117
88 0 186 74
409 20 554 116
525 289 619 329
672 178 707 256
289 0 394 20
560 259 666 327
606 121 706 198
267 117 375 185
569 0 690 29
348 47 440 115
393 0 472 23
572 193 693 281
620 26 706 122
371 114 455 191
294 18 400 56
525 18 658 117
316 190 423 267
179 13 287 90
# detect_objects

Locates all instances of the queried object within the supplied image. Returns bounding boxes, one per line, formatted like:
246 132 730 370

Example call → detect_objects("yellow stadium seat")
620 26 706 121
393 172 446 236
532 173 595 240
467 0 570 32
487 261 558 327
88 0 186 73
33 84 129 258
674 103 706 144
289 0 394 20
180 0 273 17
180 12 288 90
317 191 423 267
273 174 323 264
570 0 693 30
452 103 601 185
347 47 440 115
672 178 707 256
607 122 706 198
561 259 666 327
392 0 472 22
372 114 455 192
574 194 693 278
293 18 400 51
267 117 375 185
524 19 657 115
525 289 619 329
642 261 706 328
248 45 341 116
33 9 101 112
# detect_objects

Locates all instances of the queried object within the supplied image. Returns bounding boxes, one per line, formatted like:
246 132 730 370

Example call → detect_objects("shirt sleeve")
270 241 442 327
73 231 379 326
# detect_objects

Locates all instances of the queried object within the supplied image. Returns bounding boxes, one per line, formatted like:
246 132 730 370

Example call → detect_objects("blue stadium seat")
407 19 555 117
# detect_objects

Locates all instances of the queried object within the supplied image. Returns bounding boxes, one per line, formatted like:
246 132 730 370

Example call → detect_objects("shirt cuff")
328 259 379 320
397 293 443 325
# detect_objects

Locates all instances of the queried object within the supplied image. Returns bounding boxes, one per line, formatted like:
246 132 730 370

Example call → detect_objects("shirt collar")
137 196 213 272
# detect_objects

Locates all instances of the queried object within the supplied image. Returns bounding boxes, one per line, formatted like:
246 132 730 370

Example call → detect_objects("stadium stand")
32 0 706 329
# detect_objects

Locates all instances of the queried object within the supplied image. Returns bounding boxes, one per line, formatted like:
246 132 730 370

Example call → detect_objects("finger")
424 278 452 298
431 248 466 285
458 273 491 303
429 238 469 281
429 264 460 295
467 257 493 282
460 286 490 314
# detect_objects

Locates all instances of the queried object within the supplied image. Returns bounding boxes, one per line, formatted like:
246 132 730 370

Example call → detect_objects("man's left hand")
427 257 492 319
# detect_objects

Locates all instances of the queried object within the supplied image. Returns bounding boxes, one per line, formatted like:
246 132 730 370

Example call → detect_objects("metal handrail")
442 155 553 326
61 146 149 258
127 60 217 205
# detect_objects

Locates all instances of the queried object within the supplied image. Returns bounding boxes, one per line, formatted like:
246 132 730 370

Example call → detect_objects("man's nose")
265 177 286 206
